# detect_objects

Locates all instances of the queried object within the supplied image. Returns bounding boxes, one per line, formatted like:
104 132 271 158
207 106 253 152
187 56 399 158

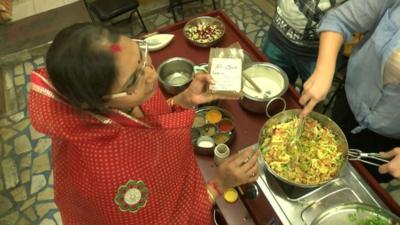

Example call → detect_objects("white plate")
144 34 174 52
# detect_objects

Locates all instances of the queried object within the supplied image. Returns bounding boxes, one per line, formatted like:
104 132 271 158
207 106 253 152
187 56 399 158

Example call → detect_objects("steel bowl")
183 16 225 47
311 202 400 225
257 109 349 188
157 57 194 95
239 63 289 116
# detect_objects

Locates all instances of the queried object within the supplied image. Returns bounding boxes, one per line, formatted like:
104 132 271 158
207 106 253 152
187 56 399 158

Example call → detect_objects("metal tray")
192 106 236 156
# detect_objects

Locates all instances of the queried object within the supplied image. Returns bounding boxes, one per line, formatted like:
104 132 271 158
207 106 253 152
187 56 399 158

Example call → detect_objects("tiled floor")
0 0 398 224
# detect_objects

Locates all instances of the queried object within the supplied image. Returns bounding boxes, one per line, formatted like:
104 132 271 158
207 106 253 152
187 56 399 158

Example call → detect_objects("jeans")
262 34 317 85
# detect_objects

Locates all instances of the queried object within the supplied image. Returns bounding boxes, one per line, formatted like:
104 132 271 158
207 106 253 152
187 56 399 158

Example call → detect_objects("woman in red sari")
29 23 260 225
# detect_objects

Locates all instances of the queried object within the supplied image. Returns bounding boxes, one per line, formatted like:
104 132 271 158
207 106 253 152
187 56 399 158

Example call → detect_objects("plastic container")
214 143 230 165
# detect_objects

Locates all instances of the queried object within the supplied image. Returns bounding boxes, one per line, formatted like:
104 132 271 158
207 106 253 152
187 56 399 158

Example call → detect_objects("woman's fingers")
378 148 400 179
194 73 214 85
379 161 400 179
233 148 254 167
379 147 400 159
301 98 318 118
299 89 311 106
217 148 261 188
240 151 259 172
379 163 390 174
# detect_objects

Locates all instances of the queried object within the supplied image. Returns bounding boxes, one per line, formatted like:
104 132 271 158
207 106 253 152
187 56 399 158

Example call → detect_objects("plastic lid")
223 188 238 203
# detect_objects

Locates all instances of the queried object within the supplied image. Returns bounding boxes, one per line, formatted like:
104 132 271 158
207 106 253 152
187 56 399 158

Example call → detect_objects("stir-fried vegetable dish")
185 23 223 44
260 117 344 185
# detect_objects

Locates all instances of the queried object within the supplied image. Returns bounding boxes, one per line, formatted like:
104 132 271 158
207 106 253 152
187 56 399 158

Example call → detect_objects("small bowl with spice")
192 106 235 156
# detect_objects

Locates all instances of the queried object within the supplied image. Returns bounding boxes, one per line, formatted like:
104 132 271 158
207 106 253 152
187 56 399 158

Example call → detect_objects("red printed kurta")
28 68 213 225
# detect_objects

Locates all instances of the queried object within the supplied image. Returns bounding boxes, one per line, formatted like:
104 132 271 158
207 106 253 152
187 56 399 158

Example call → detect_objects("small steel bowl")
157 57 195 95
183 16 225 47
195 136 216 156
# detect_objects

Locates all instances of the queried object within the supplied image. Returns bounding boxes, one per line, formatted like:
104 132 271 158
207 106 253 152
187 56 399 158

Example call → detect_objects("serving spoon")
289 116 305 169
243 71 262 93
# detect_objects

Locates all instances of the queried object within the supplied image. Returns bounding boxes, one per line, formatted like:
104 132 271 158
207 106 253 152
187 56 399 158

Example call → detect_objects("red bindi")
110 44 122 52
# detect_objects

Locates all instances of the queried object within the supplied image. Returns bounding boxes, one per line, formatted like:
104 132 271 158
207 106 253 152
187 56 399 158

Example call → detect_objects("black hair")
46 23 120 113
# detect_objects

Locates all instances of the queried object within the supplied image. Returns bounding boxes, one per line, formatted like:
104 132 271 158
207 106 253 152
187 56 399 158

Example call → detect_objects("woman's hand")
173 73 239 108
299 70 333 117
379 147 400 179
213 147 260 191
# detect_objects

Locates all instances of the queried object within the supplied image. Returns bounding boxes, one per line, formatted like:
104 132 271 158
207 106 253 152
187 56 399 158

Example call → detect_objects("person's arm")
318 0 390 42
299 0 392 117
299 31 344 117
379 147 400 179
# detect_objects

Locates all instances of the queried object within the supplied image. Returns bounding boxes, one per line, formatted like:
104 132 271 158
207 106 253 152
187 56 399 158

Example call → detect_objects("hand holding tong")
348 149 389 167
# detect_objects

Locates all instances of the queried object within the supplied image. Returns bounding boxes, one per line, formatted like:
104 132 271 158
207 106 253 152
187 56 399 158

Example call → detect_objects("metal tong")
348 149 389 167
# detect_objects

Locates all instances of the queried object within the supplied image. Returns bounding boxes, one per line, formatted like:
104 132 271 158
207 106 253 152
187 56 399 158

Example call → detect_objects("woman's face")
106 36 158 109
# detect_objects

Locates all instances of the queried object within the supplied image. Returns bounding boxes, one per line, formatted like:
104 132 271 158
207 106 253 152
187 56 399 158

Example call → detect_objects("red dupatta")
29 68 213 225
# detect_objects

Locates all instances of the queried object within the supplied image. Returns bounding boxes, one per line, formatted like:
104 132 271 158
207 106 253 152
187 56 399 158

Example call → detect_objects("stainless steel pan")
257 109 349 188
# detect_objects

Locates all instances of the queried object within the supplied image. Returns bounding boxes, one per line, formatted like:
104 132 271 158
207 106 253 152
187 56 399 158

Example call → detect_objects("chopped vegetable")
348 213 392 225
260 117 344 185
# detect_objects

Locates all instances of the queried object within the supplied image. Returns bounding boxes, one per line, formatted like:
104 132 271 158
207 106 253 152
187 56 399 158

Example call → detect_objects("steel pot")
239 63 289 117
157 57 194 95
257 109 349 188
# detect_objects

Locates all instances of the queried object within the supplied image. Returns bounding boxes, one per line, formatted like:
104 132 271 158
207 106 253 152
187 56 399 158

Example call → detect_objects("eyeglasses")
105 39 149 99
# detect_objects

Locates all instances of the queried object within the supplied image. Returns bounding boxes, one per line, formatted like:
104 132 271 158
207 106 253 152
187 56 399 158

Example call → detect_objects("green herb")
349 213 357 222
347 213 390 225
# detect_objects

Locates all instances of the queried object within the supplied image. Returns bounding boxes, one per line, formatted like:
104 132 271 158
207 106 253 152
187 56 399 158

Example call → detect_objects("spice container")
213 133 231 145
192 106 235 156
214 144 230 165
206 109 222 124
217 119 234 132
195 136 216 156
196 136 215 148
200 124 218 136
193 115 206 128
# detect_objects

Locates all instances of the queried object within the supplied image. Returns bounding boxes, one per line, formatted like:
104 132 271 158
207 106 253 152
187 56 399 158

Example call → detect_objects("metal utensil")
258 109 349 188
348 149 389 166
288 116 305 168
239 63 289 114
243 71 262 93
